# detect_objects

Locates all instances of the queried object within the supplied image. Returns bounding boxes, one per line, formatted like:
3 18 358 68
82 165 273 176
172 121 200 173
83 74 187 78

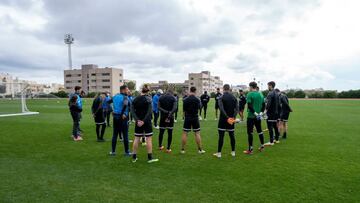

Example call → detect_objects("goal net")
0 82 39 117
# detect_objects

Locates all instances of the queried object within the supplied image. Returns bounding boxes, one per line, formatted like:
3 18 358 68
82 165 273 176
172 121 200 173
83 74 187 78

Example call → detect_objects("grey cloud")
228 53 261 72
39 0 237 50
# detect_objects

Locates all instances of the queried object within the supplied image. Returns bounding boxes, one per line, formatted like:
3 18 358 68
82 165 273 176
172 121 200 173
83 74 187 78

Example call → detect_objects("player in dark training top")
278 91 292 139
181 87 206 154
264 81 281 146
214 88 222 120
238 89 246 122
213 84 239 158
131 85 159 163
157 90 177 153
200 91 210 120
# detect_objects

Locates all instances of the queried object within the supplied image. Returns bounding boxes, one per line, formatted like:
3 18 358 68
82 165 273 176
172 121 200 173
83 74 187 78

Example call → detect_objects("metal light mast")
64 34 74 70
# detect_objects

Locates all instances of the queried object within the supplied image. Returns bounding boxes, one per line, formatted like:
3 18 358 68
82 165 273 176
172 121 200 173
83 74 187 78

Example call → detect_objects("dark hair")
142 84 150 93
75 86 81 91
190 86 196 93
120 85 128 91
268 81 276 88
217 88 220 91
204 91 207 94
223 84 230 91
239 89 243 92
249 82 257 89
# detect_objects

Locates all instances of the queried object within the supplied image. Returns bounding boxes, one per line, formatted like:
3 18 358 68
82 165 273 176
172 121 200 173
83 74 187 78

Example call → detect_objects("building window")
102 73 110 76
102 86 110 89
120 74 122 77
119 80 122 82
102 79 110 82
190 77 194 80
66 87 71 89
65 74 71 77
65 81 71 83
77 74 81 77
190 83 194 85
78 80 81 83
91 73 96 76
91 80 96 83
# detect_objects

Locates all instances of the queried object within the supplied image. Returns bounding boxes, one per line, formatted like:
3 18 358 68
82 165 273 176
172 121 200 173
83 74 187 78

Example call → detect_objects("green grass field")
1 99 359 202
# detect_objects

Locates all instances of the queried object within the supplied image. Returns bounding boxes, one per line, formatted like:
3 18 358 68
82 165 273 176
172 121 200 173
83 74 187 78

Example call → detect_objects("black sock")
167 129 173 150
159 129 165 147
283 132 287 138
96 124 100 139
259 132 264 145
100 124 106 139
218 130 225 153
132 154 137 159
229 131 235 151
248 133 253 149
148 153 152 160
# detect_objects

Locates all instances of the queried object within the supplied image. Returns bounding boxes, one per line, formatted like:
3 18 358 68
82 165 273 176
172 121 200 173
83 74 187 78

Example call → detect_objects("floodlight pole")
64 34 74 70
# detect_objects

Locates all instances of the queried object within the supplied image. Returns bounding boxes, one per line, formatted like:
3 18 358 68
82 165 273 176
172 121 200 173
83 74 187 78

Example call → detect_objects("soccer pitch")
1 99 359 202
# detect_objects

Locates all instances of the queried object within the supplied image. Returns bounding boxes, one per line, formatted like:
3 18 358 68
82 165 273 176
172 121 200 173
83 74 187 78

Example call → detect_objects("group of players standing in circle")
68 80 292 163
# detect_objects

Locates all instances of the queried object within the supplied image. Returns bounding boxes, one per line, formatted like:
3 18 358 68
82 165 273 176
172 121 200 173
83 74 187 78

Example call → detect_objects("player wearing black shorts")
238 89 246 121
213 84 239 158
200 91 210 120
279 91 292 139
264 81 281 146
244 82 266 154
214 88 222 120
174 93 179 122
131 85 159 163
181 87 205 154
91 92 106 142
158 90 177 153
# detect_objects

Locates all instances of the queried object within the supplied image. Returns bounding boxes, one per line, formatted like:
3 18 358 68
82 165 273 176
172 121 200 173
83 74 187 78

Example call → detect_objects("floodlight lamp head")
64 34 74 44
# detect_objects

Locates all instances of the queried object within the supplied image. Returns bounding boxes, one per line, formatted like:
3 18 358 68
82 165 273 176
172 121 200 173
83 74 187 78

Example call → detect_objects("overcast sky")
0 0 359 90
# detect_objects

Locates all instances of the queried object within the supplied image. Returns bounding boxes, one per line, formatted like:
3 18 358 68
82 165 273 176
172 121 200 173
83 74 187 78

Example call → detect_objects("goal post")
0 82 39 117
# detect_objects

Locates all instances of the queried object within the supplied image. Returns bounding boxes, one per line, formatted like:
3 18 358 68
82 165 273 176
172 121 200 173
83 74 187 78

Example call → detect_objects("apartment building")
148 80 189 94
188 71 223 95
64 64 124 95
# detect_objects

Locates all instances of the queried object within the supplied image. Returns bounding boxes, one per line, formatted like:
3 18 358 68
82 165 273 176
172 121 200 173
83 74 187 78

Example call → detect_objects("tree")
294 90 306 98
210 92 216 98
133 90 140 97
323 91 337 98
87 92 97 98
51 91 68 98
175 86 183 95
286 90 295 98
308 91 323 98
161 82 169 91
126 81 136 91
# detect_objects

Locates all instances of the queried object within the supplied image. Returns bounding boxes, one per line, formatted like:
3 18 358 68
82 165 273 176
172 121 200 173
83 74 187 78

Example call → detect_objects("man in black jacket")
214 88 222 120
200 91 210 120
213 84 239 158
238 89 246 121
264 81 281 146
279 91 292 139
158 90 177 152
